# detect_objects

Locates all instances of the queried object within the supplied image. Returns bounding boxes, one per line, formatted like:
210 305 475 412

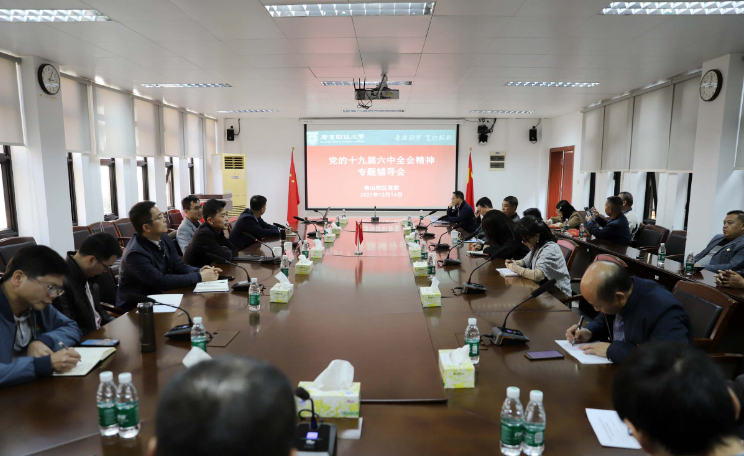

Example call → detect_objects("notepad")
496 268 519 277
586 409 641 449
147 294 183 313
555 340 613 365
53 347 116 377
194 280 229 293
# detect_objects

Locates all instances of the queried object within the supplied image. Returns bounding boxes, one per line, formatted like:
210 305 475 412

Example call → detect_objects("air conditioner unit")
211 154 247 208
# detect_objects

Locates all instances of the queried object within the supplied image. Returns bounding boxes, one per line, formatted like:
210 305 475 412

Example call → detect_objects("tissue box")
339 218 348 226
413 261 428 277
296 382 361 418
324 233 336 243
296 261 314 275
438 350 474 389
310 247 324 259
270 283 294 303
400 218 408 226
420 286 442 307
332 226 341 234
405 232 417 242
408 245 421 259
402 226 412 235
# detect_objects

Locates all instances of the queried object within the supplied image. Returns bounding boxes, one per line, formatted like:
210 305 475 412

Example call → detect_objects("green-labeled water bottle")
116 373 140 439
191 316 207 353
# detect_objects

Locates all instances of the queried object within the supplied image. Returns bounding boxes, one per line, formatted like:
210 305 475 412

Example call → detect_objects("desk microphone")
294 387 336 456
434 221 465 250
371 205 379 222
253 238 282 264
442 230 480 266
461 254 497 294
206 253 252 290
126 294 194 340
294 216 320 238
273 222 302 246
416 209 438 229
487 279 556 345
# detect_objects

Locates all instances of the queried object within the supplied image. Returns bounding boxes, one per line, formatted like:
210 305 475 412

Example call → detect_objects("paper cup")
273 247 282 257
451 230 460 241
284 242 292 252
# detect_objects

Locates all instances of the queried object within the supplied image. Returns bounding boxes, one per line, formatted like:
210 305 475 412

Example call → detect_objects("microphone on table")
126 294 194 340
433 221 465 250
293 387 337 455
294 216 319 238
442 230 479 266
273 222 302 245
206 253 252 290
460 253 497 294
253 238 282 264
416 209 438 230
371 205 379 222
486 279 556 345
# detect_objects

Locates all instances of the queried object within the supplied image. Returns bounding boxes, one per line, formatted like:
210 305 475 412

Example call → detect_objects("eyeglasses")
26 275 65 297
145 213 166 225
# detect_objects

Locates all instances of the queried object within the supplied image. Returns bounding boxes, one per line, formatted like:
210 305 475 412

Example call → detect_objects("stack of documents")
194 280 229 293
496 268 519 277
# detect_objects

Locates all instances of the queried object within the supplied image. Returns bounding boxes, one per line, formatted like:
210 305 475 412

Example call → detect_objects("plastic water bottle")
419 210 424 225
465 318 480 365
280 254 290 278
249 278 260 311
427 252 436 279
500 387 524 455
413 230 420 242
342 209 347 219
96 371 118 437
407 215 413 226
685 251 695 276
579 224 586 240
523 390 546 455
657 243 666 266
115 373 140 439
301 240 310 257
190 316 207 353
420 239 428 260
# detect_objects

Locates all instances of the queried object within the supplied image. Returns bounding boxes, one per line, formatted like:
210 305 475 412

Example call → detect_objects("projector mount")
353 75 392 110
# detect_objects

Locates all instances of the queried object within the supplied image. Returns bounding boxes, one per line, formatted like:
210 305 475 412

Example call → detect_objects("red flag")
355 220 364 246
287 150 300 225
465 152 475 209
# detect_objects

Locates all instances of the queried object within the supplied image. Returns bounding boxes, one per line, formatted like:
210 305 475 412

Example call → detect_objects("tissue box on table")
309 246 324 259
270 283 294 303
408 244 421 259
402 226 412 235
438 348 474 389
420 286 442 307
323 233 336 243
296 259 314 275
332 225 341 235
413 261 428 277
405 232 417 242
296 382 361 418
339 217 348 226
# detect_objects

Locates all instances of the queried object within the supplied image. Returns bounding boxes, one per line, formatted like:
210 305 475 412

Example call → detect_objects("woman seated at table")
548 200 582 229
506 216 572 299
479 210 529 259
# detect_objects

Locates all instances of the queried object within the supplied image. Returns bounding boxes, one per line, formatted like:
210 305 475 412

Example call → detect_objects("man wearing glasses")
116 201 220 310
184 199 238 268
0 245 83 387
177 196 202 254
53 232 122 336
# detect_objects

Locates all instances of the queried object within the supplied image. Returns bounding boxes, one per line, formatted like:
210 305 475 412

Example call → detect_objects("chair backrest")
167 209 183 229
556 239 578 271
168 230 182 257
672 281 736 350
72 226 92 251
578 210 586 219
593 253 628 268
228 219 237 235
0 237 38 272
665 232 687 256
113 218 135 243
635 225 664 250
645 224 670 243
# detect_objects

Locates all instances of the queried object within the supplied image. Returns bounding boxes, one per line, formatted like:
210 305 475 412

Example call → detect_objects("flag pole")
354 220 363 255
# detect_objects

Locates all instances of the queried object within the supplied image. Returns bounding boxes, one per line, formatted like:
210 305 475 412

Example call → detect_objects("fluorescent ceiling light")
216 109 279 113
321 81 413 86
0 9 110 22
343 110 405 113
471 110 534 114
506 81 600 88
141 83 231 88
600 2 744 15
265 2 435 17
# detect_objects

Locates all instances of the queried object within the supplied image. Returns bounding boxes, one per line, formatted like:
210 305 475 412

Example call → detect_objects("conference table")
0 219 636 456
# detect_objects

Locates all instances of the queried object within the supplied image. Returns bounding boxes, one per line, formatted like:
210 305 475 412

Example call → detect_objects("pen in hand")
572 316 585 346
58 341 70 351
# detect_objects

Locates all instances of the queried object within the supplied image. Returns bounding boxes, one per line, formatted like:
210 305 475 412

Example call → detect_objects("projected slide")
305 126 458 209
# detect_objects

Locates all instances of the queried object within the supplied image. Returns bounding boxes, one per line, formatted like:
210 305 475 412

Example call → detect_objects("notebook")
496 268 519 277
53 347 117 377
194 279 229 293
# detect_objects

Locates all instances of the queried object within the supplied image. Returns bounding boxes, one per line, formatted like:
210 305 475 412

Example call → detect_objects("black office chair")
168 230 183 257
72 226 92 251
0 238 37 272
666 230 687 261
673 281 736 351
635 224 669 254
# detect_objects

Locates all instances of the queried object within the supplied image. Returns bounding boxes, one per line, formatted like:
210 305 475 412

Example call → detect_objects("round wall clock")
37 63 60 95
699 69 722 102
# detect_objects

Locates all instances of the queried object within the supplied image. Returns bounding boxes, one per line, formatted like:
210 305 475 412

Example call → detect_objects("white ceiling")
1 0 744 119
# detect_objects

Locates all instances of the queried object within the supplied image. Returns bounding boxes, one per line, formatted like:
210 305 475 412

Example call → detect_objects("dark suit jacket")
441 201 477 233
229 209 280 251
586 212 632 246
694 234 744 272
184 223 238 268
52 254 115 336
116 233 201 310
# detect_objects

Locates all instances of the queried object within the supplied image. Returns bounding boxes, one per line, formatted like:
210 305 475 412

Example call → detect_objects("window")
137 158 149 201
165 157 175 209
643 172 658 222
588 172 596 209
67 153 77 226
0 146 18 237
612 171 621 196
100 158 118 219
188 158 195 195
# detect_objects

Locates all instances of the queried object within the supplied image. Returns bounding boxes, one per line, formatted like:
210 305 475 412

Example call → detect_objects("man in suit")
229 195 280 251
176 195 202 254
53 232 121 335
184 199 238 268
694 210 744 272
618 191 640 238
472 197 493 246
584 196 632 246
116 201 220 310
439 191 477 233
502 196 520 223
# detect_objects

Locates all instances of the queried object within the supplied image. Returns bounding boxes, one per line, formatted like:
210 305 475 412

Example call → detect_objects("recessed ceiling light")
216 109 279 113
471 110 534 114
265 2 435 17
141 83 232 88
506 81 600 88
600 1 744 15
343 110 405 113
0 9 111 22
321 81 413 86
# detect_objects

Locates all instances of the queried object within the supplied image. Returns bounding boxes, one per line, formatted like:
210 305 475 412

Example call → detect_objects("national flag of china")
355 221 364 246
465 152 475 209
287 152 300 225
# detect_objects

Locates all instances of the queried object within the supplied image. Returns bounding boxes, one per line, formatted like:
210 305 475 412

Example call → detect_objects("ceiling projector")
354 75 398 109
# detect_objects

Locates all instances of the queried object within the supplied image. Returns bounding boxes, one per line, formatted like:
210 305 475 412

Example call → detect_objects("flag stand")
354 220 364 255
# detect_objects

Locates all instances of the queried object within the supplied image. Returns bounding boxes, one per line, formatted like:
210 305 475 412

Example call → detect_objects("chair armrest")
570 277 582 284
693 338 713 349
560 294 584 305
99 302 125 317
709 353 744 379
667 254 684 262
638 246 659 254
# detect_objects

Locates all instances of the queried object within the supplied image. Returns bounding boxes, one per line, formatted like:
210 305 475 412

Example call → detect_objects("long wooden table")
0 219 635 456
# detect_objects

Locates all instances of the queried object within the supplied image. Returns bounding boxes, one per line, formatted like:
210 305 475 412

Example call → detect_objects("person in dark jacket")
116 201 220 310
53 232 121 335
1 245 82 387
229 195 280 251
584 196 632 246
694 210 744 272
184 199 238 268
480 210 529 260
566 261 692 364
502 196 520 223
439 191 477 233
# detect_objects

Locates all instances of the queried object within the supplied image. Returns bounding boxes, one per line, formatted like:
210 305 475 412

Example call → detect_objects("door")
546 146 574 219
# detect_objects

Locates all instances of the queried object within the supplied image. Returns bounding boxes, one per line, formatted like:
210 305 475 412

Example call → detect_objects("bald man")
566 262 692 364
